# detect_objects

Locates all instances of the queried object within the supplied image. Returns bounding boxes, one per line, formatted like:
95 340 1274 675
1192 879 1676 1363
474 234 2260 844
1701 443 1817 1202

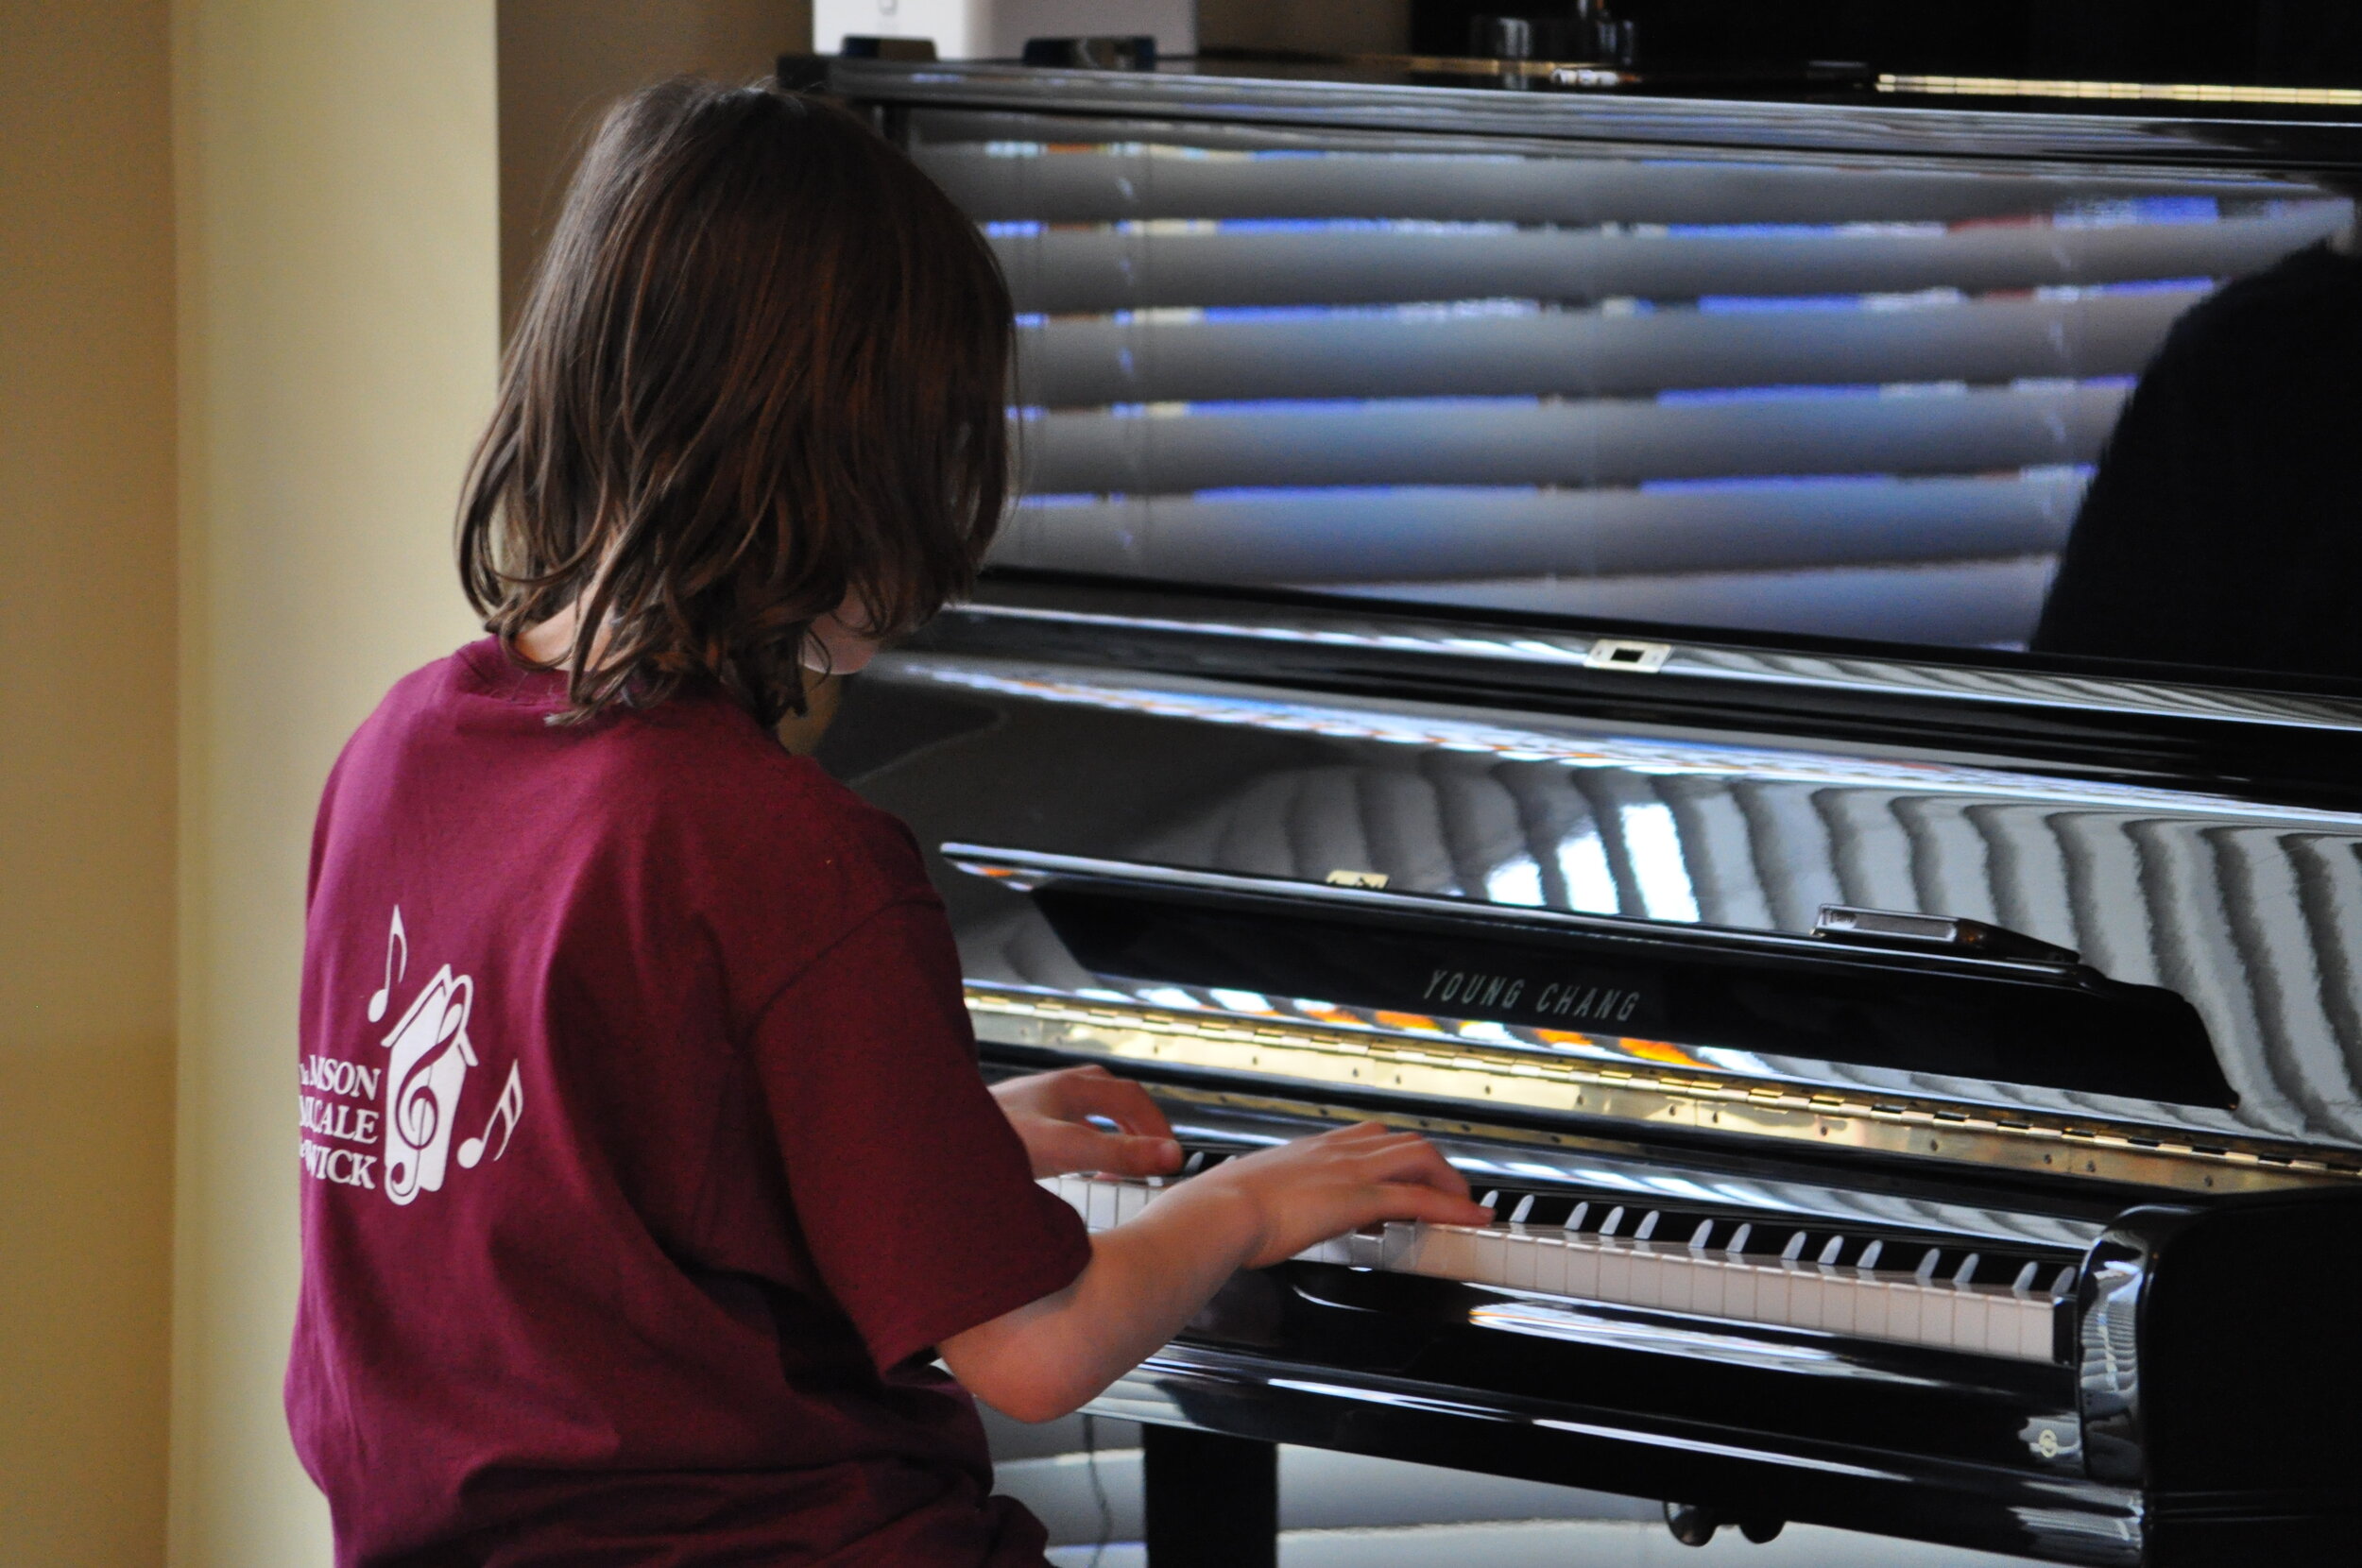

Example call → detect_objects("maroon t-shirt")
286 639 1090 1567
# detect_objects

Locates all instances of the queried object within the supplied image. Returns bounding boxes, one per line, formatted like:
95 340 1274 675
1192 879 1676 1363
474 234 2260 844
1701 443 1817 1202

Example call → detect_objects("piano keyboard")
1043 1152 2076 1365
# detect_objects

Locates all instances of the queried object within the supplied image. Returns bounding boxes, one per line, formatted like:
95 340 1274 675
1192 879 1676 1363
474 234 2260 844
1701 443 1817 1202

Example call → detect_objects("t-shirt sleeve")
749 896 1091 1374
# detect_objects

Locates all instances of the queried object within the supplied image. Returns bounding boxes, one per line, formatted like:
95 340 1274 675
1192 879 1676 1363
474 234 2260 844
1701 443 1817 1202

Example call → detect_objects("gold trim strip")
967 985 2362 1197
1877 73 2362 108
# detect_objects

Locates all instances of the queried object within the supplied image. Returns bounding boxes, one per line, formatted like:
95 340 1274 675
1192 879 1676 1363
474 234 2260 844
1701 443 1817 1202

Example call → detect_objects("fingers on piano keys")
1041 1161 2072 1365
1038 1148 1241 1230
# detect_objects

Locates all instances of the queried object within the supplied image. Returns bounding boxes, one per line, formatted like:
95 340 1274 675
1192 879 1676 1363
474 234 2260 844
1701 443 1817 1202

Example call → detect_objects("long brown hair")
458 78 1012 725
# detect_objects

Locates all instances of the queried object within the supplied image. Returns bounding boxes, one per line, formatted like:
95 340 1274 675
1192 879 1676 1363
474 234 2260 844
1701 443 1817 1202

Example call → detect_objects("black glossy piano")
801 46 2362 1565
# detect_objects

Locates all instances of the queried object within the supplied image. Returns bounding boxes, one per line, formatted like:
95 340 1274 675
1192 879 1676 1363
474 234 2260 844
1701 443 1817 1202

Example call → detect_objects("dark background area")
1411 1 2362 84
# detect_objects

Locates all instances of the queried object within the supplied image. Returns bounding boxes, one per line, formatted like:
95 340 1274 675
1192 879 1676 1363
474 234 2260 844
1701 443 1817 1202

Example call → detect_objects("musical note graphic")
457 1061 524 1169
367 906 408 1024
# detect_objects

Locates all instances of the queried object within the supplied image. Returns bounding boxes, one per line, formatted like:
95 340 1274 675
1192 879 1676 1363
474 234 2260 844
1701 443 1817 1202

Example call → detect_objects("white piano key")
1417 1224 1484 1282
1886 1277 1926 1348
1994 1293 2037 1361
1719 1254 1757 1321
1685 1252 1730 1321
1848 1274 1891 1342
1817 1269 1857 1335
1784 1264 1824 1331
1624 1246 1669 1310
1562 1236 1601 1298
1653 1247 1697 1313
1527 1231 1569 1295
1918 1283 1958 1350
2027 1297 2063 1362
1470 1226 1510 1288
2003 1296 2039 1362
1597 1238 1635 1302
1951 1287 1993 1355
1503 1228 1541 1291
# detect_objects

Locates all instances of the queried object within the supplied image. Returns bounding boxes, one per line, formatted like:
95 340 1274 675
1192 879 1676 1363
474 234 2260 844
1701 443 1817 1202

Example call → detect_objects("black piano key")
1597 1204 1629 1237
1516 1194 1581 1228
1856 1239 1885 1271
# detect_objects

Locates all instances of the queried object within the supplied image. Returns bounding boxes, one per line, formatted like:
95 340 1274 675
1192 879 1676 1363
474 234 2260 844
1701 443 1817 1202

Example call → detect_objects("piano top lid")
817 53 2362 171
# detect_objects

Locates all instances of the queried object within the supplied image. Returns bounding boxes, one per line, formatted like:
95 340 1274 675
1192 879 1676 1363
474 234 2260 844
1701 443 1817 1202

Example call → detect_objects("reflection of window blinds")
911 112 2348 648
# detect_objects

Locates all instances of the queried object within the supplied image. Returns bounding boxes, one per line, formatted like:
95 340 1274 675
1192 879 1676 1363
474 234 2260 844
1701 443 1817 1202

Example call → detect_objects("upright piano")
802 49 2362 1565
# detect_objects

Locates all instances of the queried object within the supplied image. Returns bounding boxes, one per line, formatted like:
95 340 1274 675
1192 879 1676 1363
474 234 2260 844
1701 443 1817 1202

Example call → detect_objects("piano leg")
1141 1424 1278 1568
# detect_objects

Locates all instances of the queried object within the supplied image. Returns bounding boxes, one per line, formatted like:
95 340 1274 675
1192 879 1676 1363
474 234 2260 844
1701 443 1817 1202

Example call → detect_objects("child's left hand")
991 1065 1184 1179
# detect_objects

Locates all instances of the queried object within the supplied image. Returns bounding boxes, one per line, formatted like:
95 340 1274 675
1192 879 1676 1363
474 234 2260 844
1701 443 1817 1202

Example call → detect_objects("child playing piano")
284 78 1488 1568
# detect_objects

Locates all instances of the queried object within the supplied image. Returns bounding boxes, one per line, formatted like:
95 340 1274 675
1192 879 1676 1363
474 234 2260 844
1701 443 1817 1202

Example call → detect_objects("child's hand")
1185 1122 1493 1269
991 1065 1183 1179
942 1119 1485 1423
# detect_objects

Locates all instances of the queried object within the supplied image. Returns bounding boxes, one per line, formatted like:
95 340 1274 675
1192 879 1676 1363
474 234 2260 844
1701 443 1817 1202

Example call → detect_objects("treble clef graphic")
379 964 477 1204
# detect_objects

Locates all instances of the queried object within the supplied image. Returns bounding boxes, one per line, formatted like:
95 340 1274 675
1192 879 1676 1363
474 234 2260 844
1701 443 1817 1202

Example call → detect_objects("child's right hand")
943 1120 1491 1423
1185 1122 1494 1270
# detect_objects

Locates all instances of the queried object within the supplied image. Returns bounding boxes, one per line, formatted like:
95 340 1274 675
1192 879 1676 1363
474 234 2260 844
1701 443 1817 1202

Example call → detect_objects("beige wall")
499 0 813 330
168 2 498 1563
0 3 180 1563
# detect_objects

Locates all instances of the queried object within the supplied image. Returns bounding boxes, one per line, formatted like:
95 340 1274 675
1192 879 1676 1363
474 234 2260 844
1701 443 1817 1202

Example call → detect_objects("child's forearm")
937 1181 1260 1423
939 1123 1485 1423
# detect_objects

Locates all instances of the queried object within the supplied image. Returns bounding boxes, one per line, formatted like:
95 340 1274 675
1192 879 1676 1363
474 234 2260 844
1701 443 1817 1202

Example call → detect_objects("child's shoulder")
348 640 932 912
598 682 933 915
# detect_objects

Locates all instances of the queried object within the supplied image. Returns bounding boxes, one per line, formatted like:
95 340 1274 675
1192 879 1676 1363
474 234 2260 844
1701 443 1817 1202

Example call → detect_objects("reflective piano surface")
818 57 2362 1566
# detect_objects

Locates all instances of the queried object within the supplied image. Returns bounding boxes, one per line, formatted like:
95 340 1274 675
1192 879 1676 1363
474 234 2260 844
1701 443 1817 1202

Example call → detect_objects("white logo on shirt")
299 905 524 1203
